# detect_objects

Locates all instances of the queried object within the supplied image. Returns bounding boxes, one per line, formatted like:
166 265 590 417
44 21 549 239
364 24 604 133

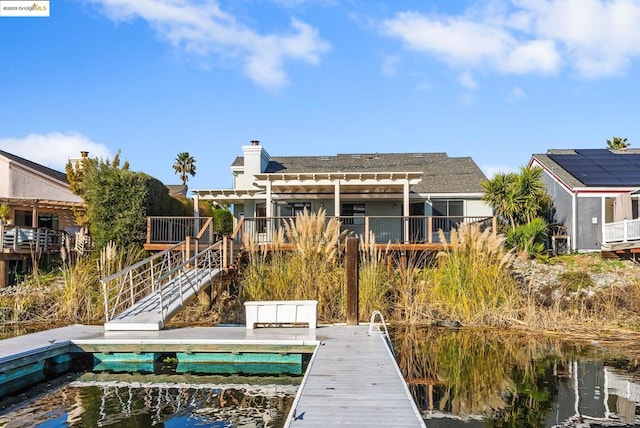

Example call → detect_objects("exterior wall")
0 157 10 195
542 170 574 232
464 199 493 217
364 201 401 216
8 165 81 203
576 196 601 251
234 144 270 191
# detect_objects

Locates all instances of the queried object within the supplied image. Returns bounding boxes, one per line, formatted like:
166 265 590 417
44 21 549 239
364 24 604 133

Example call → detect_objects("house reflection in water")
413 361 640 428
545 361 640 426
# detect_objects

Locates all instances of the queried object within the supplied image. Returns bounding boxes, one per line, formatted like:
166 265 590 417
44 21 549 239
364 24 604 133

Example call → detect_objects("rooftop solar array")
548 149 640 186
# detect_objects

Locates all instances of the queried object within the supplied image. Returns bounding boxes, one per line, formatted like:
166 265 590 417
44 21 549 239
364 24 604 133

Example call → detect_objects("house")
0 149 84 286
529 148 640 253
191 141 493 244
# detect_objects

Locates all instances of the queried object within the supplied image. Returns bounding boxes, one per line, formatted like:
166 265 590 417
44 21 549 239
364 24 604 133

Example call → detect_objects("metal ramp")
101 242 223 331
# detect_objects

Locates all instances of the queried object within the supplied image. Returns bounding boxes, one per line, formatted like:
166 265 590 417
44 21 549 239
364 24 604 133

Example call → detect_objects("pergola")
193 171 424 217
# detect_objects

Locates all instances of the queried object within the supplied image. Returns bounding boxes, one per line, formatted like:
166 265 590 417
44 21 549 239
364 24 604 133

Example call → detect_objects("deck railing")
101 240 223 324
147 215 495 247
0 224 66 252
146 216 219 245
603 218 640 244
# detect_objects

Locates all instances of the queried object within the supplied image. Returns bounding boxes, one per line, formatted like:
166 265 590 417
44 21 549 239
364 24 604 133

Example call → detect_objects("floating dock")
0 324 424 427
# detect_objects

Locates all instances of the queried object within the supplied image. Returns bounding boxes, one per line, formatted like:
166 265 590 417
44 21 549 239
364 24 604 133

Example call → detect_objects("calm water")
392 327 640 427
0 372 298 427
0 345 300 428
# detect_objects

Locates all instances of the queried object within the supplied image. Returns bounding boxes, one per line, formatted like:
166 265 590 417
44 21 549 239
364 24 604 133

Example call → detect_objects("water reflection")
393 326 640 427
0 375 297 427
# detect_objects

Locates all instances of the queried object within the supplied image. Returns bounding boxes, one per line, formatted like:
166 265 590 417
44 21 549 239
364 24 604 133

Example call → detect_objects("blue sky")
2 0 640 191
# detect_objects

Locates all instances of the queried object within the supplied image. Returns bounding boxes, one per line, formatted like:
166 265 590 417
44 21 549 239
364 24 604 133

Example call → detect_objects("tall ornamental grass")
357 231 395 319
239 209 347 321
427 223 519 325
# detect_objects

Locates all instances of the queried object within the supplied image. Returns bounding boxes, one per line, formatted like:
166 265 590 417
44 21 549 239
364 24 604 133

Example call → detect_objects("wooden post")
346 236 359 325
223 236 228 270
185 236 191 268
0 260 6 288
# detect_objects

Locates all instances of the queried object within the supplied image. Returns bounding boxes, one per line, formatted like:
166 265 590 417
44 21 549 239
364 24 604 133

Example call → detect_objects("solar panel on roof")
548 149 640 186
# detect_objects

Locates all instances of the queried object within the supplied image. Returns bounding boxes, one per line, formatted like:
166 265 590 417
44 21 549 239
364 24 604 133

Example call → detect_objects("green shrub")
506 217 548 258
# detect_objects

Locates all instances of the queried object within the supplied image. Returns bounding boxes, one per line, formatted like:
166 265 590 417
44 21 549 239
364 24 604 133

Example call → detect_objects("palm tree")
481 171 520 228
173 152 196 186
606 136 630 150
481 167 549 227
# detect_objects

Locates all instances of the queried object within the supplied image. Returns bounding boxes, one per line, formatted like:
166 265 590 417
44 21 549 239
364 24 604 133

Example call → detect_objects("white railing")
0 224 66 252
101 241 223 324
603 218 640 244
148 215 495 246
146 216 218 245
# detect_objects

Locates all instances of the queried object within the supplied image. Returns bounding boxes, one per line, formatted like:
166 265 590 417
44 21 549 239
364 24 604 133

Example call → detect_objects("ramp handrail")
101 241 223 323
154 242 223 323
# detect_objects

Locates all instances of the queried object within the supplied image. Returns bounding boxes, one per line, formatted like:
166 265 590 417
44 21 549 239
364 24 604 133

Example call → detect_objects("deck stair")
102 241 223 331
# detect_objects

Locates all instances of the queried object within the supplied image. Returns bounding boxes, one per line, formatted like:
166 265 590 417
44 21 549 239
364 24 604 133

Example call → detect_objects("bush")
506 217 548 258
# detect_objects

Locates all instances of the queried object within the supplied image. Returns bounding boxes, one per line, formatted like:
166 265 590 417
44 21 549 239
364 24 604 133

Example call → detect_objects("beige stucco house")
0 149 84 286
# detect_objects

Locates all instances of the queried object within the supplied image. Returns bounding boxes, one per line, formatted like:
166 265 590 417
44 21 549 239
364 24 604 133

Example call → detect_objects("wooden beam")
346 236 359 326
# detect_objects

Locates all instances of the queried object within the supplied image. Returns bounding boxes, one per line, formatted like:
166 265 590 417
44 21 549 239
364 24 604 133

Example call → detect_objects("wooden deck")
0 324 424 426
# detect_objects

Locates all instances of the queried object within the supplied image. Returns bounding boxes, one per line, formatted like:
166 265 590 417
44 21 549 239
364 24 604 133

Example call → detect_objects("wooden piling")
346 236 359 325
0 260 6 288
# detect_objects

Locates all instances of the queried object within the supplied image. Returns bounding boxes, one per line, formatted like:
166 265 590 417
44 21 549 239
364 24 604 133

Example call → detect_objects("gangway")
101 241 223 331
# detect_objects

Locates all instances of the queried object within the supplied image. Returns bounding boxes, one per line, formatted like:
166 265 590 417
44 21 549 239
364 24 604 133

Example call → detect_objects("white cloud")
507 86 526 100
458 70 478 89
381 55 399 76
89 0 330 89
381 0 640 81
0 132 112 171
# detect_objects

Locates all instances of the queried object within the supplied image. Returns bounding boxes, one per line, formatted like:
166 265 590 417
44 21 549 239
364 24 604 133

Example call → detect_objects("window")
281 202 311 217
256 203 267 233
14 210 33 227
38 214 59 229
341 203 365 224
431 200 463 217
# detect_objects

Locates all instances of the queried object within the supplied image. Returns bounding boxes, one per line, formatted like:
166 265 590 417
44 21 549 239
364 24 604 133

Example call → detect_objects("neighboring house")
530 148 640 252
166 184 188 199
192 141 492 243
0 149 84 286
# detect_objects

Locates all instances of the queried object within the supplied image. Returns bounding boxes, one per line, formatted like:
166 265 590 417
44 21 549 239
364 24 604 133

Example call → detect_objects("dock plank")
285 325 425 427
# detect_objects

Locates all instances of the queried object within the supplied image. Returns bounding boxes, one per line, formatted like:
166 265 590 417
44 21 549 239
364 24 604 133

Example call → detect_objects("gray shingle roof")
0 149 69 183
233 152 487 194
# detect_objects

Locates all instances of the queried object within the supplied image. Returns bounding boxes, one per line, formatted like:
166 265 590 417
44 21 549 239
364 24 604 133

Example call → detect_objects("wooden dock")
285 325 425 427
0 324 424 427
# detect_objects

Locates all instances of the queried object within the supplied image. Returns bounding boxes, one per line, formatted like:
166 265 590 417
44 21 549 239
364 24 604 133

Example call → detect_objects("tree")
212 206 233 237
482 167 549 227
66 151 191 250
173 152 196 186
482 166 551 255
0 203 10 224
606 136 630 150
